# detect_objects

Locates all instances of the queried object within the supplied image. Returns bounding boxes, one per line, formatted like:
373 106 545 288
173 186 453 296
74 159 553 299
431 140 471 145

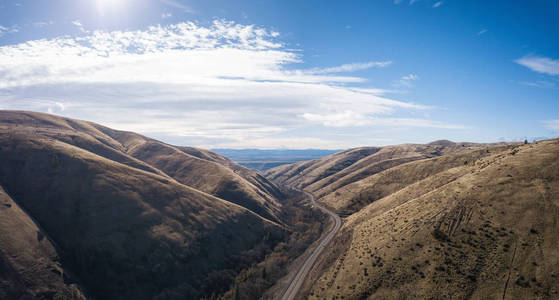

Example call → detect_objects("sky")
0 0 558 149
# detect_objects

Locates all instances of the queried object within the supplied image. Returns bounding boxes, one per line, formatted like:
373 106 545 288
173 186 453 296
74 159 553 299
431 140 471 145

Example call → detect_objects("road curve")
280 190 342 300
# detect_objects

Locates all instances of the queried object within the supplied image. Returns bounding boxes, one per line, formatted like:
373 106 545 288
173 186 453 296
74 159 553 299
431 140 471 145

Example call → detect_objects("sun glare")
95 0 126 15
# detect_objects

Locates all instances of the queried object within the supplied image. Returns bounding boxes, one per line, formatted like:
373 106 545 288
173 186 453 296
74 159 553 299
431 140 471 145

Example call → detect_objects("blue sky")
0 0 558 149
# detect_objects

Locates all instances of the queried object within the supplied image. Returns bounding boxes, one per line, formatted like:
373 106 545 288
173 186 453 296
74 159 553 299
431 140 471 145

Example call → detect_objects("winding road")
279 191 342 300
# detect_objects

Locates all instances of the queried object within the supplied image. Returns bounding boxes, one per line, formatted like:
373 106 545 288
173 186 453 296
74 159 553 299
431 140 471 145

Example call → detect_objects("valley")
1 111 558 299
265 139 559 299
0 111 323 300
2 2 557 299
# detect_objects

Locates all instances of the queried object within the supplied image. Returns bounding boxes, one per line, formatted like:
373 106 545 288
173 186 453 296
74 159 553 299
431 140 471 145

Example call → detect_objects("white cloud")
160 0 194 13
409 0 419 4
305 61 391 75
203 137 350 150
0 20 463 148
433 1 443 8
542 120 559 130
372 118 467 129
477 29 488 35
71 20 87 33
393 73 419 88
302 113 464 129
303 111 381 127
519 80 557 89
47 101 65 114
402 74 418 81
515 56 559 76
33 21 54 28
0 24 19 37
347 87 394 96
161 12 172 19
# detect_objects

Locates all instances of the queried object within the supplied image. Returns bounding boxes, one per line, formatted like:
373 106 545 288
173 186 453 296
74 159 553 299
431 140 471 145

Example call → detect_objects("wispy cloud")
33 21 54 28
433 1 443 8
160 0 194 13
0 20 462 148
393 73 419 87
402 74 419 81
305 61 392 74
71 20 87 33
0 24 19 37
409 0 419 5
477 29 488 36
347 87 394 96
542 120 559 130
0 26 8 37
302 114 460 129
515 56 559 76
519 80 557 89
161 12 172 19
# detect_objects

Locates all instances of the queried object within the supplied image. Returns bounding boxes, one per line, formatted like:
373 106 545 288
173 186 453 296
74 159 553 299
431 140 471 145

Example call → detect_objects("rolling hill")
265 141 507 214
4 110 558 299
0 111 287 299
266 140 559 299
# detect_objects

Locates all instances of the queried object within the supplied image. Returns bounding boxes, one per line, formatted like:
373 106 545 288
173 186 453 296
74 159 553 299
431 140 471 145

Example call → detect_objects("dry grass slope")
319 145 514 215
266 141 508 215
306 140 559 299
0 110 283 223
0 186 85 299
0 110 286 299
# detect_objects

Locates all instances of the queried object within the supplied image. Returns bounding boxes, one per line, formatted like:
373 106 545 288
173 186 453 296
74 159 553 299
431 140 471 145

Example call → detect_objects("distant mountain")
265 140 559 299
0 111 287 299
212 149 339 171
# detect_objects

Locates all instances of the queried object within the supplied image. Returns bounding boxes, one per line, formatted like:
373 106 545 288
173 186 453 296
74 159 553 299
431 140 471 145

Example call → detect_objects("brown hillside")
0 186 85 299
122 140 282 222
0 111 286 299
265 142 507 215
265 147 380 189
306 139 559 299
305 143 463 198
319 145 514 215
264 142 474 191
0 110 283 223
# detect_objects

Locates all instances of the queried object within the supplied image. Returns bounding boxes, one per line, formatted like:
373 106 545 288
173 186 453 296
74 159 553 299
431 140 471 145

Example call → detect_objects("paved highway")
279 190 342 300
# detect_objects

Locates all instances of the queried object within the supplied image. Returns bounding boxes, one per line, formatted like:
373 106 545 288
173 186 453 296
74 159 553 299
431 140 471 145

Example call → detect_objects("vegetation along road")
280 190 342 300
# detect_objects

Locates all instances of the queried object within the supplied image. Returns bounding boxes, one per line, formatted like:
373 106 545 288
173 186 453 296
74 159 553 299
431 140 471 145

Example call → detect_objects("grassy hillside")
265 147 381 189
299 140 559 299
0 111 287 299
0 186 85 299
265 141 508 214
319 145 514 215
1 110 283 223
